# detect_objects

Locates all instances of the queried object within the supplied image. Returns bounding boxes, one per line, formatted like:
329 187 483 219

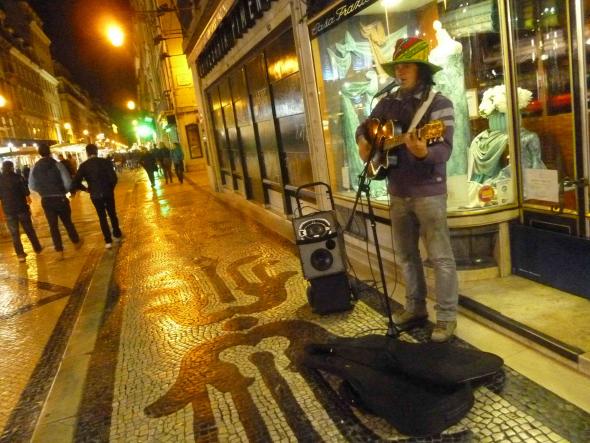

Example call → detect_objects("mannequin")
465 85 546 207
429 20 470 177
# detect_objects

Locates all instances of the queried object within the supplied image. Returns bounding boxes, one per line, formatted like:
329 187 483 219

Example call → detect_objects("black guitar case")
306 334 504 385
302 335 504 436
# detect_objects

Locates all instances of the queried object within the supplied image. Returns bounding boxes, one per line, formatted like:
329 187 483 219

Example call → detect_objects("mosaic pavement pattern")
2 171 589 442
68 173 590 442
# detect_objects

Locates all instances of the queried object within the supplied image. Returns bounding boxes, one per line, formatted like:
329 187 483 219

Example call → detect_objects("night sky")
28 0 137 111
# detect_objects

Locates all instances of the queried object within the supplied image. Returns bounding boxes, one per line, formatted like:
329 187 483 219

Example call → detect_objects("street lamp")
64 122 72 130
106 23 125 47
0 94 6 108
126 100 136 110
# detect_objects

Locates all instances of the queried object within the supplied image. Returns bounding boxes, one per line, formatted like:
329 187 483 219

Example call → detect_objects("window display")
310 0 517 212
510 0 575 212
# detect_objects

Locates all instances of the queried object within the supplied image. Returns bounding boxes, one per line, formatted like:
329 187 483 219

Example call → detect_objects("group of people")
139 142 185 187
0 143 122 262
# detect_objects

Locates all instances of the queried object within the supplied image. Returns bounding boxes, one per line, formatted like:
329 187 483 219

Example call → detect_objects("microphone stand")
345 126 399 338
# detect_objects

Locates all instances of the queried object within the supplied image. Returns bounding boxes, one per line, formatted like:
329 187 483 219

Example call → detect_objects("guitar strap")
408 89 438 132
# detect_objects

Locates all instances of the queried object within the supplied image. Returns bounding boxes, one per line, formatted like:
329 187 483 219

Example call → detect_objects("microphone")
373 80 399 98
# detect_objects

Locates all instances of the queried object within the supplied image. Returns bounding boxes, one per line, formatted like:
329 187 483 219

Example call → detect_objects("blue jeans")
389 194 458 321
6 211 42 256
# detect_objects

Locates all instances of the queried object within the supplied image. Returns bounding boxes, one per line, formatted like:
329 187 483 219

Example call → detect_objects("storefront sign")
309 0 377 38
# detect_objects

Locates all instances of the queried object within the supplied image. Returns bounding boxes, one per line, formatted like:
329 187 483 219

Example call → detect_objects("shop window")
310 0 519 212
511 0 575 213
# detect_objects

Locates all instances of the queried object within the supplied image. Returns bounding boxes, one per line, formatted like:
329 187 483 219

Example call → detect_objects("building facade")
0 0 61 147
131 0 203 164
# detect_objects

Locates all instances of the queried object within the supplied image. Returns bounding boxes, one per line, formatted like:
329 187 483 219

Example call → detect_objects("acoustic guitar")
364 118 445 180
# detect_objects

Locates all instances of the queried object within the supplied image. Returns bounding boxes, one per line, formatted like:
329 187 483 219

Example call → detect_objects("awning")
50 143 88 153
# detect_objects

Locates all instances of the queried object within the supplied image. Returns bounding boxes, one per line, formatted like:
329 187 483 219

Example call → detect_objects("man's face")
394 63 419 91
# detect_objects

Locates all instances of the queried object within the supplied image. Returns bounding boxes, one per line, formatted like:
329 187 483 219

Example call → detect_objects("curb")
31 245 119 443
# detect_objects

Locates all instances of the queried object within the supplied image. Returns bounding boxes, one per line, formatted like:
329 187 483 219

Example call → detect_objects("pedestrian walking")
28 143 82 255
71 144 122 249
139 147 158 187
58 154 76 177
171 142 185 184
0 160 43 262
22 164 31 182
158 142 174 184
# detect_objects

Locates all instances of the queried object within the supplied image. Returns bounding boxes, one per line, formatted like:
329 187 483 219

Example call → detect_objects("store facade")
186 0 590 304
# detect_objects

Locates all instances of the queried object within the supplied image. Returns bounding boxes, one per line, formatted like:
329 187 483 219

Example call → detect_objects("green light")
136 124 154 137
165 127 171 133
144 116 154 123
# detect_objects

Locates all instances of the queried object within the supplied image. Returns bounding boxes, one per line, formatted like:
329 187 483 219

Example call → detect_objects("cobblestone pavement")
2 169 590 442
0 171 133 442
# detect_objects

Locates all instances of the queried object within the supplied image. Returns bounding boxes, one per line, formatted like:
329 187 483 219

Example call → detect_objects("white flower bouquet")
479 85 533 117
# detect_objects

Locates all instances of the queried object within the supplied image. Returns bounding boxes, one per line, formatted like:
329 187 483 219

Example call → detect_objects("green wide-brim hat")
381 37 442 77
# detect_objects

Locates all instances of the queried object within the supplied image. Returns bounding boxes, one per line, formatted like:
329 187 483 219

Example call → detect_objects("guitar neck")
382 127 425 152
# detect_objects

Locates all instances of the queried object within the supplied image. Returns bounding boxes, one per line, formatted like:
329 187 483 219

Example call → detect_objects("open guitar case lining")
302 335 504 437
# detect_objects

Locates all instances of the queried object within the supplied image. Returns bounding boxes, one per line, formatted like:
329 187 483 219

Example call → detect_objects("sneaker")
105 243 112 249
392 308 428 330
431 320 457 343
17 254 27 263
74 238 84 250
113 235 123 243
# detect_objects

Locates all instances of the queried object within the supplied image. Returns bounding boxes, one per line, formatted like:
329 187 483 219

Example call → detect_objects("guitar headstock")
419 120 445 142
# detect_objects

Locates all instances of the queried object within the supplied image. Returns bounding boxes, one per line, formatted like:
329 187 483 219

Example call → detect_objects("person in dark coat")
171 142 185 184
158 142 174 184
22 164 31 182
71 144 122 249
0 160 43 262
29 143 82 254
58 154 76 177
139 147 157 187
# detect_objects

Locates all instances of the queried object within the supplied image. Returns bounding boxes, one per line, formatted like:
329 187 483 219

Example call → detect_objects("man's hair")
2 160 14 172
38 143 51 157
417 64 435 86
86 144 99 156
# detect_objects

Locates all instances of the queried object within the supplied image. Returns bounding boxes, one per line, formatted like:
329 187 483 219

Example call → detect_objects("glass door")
509 0 588 235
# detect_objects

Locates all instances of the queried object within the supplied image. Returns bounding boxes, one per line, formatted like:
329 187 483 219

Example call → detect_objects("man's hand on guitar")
404 131 428 160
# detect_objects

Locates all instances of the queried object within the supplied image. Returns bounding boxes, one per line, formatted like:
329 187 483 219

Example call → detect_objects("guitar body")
363 118 445 181
366 120 402 181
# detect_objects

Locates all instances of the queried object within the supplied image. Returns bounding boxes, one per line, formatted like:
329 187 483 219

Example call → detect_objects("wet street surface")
1 169 589 442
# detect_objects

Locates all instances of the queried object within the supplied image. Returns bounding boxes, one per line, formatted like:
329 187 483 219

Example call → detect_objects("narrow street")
0 168 589 442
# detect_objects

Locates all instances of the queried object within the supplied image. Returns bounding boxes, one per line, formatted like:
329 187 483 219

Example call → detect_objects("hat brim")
381 60 442 77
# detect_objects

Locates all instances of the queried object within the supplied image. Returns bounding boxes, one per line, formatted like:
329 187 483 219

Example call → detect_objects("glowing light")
106 24 125 47
83 129 89 135
381 0 401 8
136 125 154 138
64 122 72 130
126 100 136 110
0 95 6 107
